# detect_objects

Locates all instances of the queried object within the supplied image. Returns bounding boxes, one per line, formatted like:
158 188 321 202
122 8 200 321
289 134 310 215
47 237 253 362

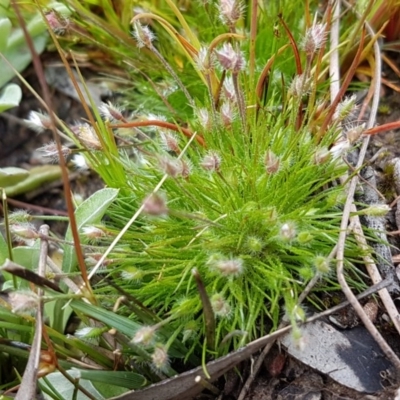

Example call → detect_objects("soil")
2 55 400 399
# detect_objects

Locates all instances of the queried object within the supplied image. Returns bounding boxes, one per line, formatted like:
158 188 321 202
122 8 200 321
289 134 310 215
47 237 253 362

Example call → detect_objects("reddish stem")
365 120 400 136
279 14 302 75
111 120 205 147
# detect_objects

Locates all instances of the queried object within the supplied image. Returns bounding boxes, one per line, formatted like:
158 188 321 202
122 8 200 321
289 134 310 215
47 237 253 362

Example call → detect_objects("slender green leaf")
0 18 11 52
72 369 147 390
0 167 29 187
62 188 119 273
70 300 141 337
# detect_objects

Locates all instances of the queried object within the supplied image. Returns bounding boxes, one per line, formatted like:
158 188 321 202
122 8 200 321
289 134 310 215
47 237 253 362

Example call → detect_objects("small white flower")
37 141 71 163
132 326 156 346
74 327 96 338
98 102 124 121
8 291 39 314
71 154 90 171
72 123 101 150
223 76 236 100
329 138 350 160
81 226 106 242
25 111 52 133
195 46 212 71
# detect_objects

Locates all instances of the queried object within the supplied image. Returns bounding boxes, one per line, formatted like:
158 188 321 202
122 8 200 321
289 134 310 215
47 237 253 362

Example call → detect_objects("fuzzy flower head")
195 46 213 72
8 209 31 225
220 101 235 127
132 326 156 346
160 131 180 153
333 95 357 122
71 123 101 150
11 223 38 244
132 22 155 48
279 222 297 242
25 111 52 133
288 74 311 97
142 193 168 216
264 150 280 174
345 123 365 144
71 154 90 171
45 10 70 35
302 22 327 56
159 156 182 178
218 0 245 27
151 344 169 373
211 293 232 318
179 159 193 179
121 267 145 282
81 226 107 243
329 137 350 160
216 43 245 73
314 255 330 274
223 76 236 101
200 151 221 172
37 141 71 163
98 102 124 122
245 236 264 254
208 255 244 278
196 107 212 130
8 291 39 314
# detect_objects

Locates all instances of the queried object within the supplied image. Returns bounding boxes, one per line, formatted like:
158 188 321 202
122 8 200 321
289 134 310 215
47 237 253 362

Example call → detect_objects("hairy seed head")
215 257 244 278
98 102 124 121
279 222 297 241
220 101 235 127
211 293 232 318
151 344 170 372
160 131 180 153
314 255 330 274
81 226 106 243
333 95 357 122
25 111 52 133
264 150 280 174
8 291 39 314
142 193 168 216
218 0 245 27
132 22 155 48
132 326 156 346
200 151 221 172
302 22 327 56
37 141 71 163
8 209 31 224
216 43 245 72
72 123 102 150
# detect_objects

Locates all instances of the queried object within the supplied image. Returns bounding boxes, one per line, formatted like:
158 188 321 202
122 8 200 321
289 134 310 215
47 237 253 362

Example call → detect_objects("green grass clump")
0 1 373 396
71 0 364 360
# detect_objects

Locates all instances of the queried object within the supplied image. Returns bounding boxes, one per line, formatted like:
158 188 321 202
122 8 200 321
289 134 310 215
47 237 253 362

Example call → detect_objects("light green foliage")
0 0 374 397
71 0 362 359
62 188 119 273
0 1 70 89
0 82 22 112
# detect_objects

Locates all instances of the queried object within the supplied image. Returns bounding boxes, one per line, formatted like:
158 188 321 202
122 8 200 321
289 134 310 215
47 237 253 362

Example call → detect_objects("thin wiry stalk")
232 72 246 131
149 44 195 108
333 0 400 370
205 72 218 126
